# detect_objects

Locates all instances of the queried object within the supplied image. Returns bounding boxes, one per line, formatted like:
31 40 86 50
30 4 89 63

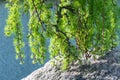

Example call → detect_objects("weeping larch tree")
4 0 120 69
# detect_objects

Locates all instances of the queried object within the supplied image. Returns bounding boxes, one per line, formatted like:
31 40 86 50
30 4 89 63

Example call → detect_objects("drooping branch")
61 6 76 14
53 5 72 53
32 0 46 31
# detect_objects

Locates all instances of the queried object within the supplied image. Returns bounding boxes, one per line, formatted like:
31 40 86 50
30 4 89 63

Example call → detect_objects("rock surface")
22 50 120 80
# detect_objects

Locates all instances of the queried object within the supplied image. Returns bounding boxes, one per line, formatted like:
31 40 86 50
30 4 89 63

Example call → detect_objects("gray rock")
22 50 120 80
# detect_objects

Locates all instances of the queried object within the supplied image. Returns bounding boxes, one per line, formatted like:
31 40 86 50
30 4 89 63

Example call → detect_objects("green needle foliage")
4 0 120 69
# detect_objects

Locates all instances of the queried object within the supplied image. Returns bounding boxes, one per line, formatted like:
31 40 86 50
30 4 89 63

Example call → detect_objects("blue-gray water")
0 1 48 80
